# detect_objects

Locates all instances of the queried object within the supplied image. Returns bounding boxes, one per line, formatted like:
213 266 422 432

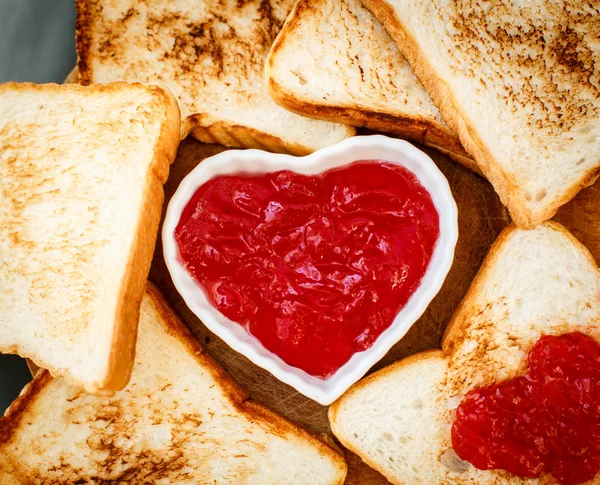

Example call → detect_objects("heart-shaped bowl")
163 135 458 404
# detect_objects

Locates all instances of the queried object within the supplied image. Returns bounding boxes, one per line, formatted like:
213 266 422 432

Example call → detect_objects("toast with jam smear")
75 0 354 155
265 0 477 173
329 222 600 484
0 82 180 393
361 0 600 228
0 285 347 484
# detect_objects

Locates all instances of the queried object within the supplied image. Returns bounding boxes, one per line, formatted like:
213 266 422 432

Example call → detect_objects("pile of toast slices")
1 0 599 483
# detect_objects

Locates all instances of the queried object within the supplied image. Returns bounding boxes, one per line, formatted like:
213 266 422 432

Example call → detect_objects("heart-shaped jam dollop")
452 332 600 485
175 161 439 377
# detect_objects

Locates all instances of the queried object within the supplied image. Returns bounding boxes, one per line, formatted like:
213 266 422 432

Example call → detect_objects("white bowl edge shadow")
162 135 458 405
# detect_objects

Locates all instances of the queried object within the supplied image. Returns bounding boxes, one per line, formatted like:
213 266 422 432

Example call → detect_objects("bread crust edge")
186 116 355 156
101 85 181 393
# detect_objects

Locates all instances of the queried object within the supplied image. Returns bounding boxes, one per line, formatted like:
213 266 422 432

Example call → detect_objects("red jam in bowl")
175 161 439 377
452 332 600 485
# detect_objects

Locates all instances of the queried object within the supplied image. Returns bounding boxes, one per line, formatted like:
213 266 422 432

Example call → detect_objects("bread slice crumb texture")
362 0 600 227
0 285 347 485
0 82 180 393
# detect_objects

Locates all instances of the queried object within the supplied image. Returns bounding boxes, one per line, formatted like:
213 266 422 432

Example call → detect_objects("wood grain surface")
32 69 600 484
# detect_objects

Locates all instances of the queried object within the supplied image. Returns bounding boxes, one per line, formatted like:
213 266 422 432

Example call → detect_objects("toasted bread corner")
329 348 444 426
361 0 600 228
441 221 600 355
329 349 445 485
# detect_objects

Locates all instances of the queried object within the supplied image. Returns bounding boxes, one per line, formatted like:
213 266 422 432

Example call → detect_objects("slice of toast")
266 0 478 174
75 0 355 155
0 284 347 485
362 0 600 227
0 82 180 393
329 222 600 484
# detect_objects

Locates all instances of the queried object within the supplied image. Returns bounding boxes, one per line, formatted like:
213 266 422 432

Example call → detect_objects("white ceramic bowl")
163 135 458 405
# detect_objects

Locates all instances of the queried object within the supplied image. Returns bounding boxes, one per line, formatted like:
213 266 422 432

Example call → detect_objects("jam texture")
452 332 600 485
175 161 439 377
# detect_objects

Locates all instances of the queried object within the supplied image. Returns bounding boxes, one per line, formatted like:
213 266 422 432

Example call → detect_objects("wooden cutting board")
146 136 598 484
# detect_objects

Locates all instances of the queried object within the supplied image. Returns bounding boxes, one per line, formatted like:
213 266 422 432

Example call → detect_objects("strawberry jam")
175 161 439 377
452 332 600 485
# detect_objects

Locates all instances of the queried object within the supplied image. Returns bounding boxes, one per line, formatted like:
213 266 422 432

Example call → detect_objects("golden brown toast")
76 0 355 155
0 82 180 393
0 284 347 484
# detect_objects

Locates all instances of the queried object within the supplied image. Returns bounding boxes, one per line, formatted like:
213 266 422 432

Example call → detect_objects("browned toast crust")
268 75 478 171
188 117 317 156
0 371 53 445
105 89 180 392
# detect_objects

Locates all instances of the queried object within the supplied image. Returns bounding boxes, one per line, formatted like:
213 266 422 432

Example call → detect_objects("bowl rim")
162 135 458 405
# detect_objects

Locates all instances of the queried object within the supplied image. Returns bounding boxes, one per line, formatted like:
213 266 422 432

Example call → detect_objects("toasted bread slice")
361 0 600 227
266 0 478 174
0 82 180 393
75 0 355 155
0 284 347 485
330 222 600 484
